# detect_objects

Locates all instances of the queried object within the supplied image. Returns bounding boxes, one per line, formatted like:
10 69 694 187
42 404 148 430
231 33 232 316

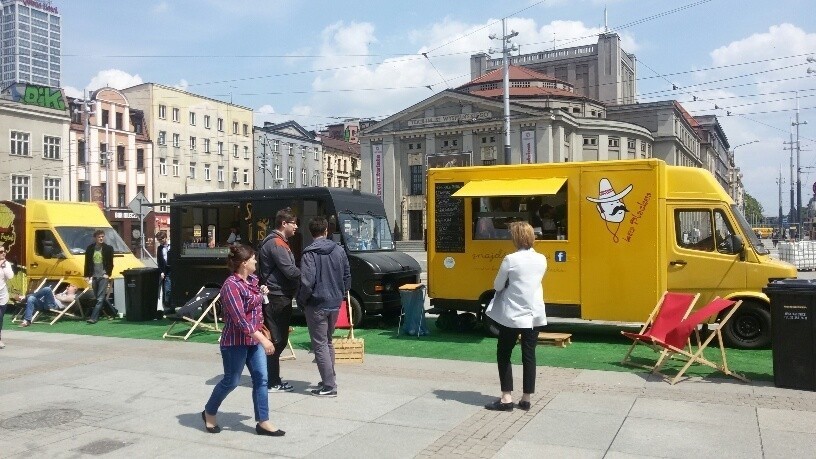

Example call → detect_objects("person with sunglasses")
0 246 14 349
257 208 301 393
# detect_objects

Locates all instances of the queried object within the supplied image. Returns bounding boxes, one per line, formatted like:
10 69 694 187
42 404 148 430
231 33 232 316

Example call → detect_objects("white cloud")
151 2 169 14
63 85 83 98
253 104 281 127
174 79 189 91
86 69 144 92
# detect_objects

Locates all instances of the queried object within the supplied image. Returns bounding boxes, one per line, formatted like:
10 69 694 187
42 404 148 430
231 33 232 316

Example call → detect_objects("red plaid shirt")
219 273 264 347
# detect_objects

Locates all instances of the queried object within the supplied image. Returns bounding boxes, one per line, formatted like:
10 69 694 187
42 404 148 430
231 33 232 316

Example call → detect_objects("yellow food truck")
0 200 144 296
427 159 795 349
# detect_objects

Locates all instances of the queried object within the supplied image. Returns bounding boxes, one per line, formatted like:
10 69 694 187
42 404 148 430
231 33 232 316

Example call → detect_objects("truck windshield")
338 212 395 252
731 205 769 255
56 227 132 255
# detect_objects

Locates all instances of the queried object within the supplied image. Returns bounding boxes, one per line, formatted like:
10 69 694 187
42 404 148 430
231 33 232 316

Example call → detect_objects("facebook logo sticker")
554 251 567 262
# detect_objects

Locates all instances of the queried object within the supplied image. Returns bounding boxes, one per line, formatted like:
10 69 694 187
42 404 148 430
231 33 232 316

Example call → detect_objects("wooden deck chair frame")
621 291 701 371
280 326 297 361
652 298 749 385
12 277 64 323
46 286 90 325
163 286 221 340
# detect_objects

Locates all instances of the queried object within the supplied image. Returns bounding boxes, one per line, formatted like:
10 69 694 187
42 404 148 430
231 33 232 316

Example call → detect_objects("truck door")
667 206 746 305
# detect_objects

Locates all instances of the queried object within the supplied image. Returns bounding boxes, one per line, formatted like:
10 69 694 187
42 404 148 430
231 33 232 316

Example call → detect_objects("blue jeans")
205 344 269 422
90 277 111 321
161 275 172 310
24 288 59 322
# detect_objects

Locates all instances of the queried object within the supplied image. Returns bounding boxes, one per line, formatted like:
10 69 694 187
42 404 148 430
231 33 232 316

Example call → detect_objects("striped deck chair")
163 286 221 340
11 277 64 323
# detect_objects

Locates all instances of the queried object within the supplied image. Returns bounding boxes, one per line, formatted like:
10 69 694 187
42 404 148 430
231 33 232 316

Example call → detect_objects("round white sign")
443 256 455 269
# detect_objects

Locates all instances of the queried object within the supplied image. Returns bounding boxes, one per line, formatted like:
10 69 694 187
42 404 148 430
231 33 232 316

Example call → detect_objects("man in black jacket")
155 230 172 316
84 229 115 324
297 216 350 397
258 208 301 392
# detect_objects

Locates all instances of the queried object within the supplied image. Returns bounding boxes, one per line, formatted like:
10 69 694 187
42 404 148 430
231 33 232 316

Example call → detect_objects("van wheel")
721 301 771 349
436 310 457 331
349 294 363 327
482 314 500 338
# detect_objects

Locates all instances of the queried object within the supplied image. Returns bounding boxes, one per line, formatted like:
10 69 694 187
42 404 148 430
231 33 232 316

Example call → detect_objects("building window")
172 107 179 122
101 109 109 127
159 192 168 212
274 164 281 180
117 145 125 169
78 140 86 165
137 186 145 197
136 148 144 170
583 137 598 146
217 166 224 183
204 115 210 129
189 111 196 126
189 162 196 179
232 167 238 183
11 175 30 200
10 131 30 156
233 144 238 158
287 143 293 156
159 158 167 175
189 136 196 151
172 133 180 148
157 131 166 145
172 160 179 177
288 166 294 184
243 123 249 136
609 137 620 148
43 176 60 201
117 184 126 207
314 148 319 160
204 164 211 181
217 142 224 155
243 169 249 184
410 165 423 195
43 135 60 159
302 168 307 185
217 117 224 132
232 121 238 134
115 112 123 130
204 138 210 153
627 139 636 150
273 140 279 153
301 145 307 157
158 104 166 119
100 143 108 165
244 146 250 159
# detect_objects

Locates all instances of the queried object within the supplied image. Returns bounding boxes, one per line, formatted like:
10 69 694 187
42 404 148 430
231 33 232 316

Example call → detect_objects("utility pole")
82 90 94 203
785 131 796 225
793 92 808 227
489 19 518 165
777 166 785 235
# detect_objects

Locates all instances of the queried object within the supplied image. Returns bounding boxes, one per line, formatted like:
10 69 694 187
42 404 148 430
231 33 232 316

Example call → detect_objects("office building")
0 0 61 89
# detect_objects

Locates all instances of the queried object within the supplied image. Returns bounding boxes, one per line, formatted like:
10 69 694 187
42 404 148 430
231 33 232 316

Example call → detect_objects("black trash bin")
123 267 161 322
764 279 816 391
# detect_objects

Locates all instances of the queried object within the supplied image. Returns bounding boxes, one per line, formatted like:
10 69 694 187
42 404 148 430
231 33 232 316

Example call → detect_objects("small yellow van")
0 200 144 296
427 159 795 349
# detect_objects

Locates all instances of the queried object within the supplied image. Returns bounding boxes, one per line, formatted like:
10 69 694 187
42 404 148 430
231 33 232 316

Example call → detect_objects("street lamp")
730 140 758 214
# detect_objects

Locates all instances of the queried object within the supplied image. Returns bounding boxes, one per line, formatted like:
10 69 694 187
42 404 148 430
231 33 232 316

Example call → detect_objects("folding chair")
621 291 700 371
163 286 221 340
46 286 90 325
12 277 64 323
654 297 749 385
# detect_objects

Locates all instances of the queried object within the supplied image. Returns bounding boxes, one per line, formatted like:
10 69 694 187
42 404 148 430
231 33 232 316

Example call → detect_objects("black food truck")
168 187 421 325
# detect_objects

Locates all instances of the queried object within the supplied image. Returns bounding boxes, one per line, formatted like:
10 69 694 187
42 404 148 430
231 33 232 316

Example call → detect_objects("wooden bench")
537 332 572 347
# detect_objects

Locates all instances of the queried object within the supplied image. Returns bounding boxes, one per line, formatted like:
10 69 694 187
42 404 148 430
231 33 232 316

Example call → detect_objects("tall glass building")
0 0 61 89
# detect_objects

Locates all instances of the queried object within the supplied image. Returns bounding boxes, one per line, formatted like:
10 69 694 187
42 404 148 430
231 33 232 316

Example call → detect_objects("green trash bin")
123 267 161 322
764 279 816 391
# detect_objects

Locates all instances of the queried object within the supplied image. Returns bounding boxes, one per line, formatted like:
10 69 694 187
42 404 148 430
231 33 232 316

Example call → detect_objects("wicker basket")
334 292 364 363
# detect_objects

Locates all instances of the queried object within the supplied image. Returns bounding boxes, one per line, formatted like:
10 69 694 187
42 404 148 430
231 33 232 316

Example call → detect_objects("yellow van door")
667 205 747 306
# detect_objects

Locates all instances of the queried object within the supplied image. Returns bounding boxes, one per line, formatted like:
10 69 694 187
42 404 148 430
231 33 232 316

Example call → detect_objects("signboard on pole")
521 130 536 164
373 144 383 200
128 192 151 258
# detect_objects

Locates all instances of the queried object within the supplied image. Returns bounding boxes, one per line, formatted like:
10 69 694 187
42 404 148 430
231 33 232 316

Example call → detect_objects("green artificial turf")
12 312 773 381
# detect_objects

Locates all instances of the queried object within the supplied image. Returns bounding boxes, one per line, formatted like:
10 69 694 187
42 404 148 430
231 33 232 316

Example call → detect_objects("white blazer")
485 248 547 329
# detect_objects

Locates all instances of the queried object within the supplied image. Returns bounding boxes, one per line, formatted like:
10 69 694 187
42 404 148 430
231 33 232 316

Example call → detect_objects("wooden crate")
537 332 572 347
334 337 364 363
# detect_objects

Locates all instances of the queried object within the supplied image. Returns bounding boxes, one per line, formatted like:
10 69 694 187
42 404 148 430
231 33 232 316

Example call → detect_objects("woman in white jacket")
0 246 15 349
484 221 547 411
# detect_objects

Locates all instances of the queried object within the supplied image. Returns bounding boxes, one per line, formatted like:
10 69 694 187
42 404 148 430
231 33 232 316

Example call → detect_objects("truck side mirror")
730 234 745 259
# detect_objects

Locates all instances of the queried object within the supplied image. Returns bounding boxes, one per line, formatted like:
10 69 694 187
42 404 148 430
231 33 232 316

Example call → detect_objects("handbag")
259 324 272 340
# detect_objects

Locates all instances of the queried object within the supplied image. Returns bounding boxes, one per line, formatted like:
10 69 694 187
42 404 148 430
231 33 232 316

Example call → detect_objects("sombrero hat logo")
586 178 633 203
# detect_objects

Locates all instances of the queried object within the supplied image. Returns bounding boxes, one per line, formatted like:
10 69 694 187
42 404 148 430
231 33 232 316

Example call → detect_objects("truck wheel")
482 313 500 338
721 301 771 349
349 294 363 327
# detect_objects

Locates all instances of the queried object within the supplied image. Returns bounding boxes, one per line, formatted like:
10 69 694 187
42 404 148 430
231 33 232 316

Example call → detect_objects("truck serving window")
56 227 131 254
339 211 395 252
472 194 568 241
179 205 230 258
675 210 714 251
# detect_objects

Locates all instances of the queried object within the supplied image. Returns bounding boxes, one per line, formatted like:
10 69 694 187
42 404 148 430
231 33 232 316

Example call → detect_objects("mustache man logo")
586 178 633 242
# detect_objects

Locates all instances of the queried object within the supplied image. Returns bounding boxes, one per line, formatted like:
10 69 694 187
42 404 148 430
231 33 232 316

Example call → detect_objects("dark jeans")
90 277 113 321
304 306 339 390
496 323 538 394
264 295 292 387
0 303 6 339
205 343 269 422
161 276 172 311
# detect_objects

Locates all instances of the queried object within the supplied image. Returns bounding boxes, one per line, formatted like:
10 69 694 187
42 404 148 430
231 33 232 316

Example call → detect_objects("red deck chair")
621 291 700 371
654 297 748 385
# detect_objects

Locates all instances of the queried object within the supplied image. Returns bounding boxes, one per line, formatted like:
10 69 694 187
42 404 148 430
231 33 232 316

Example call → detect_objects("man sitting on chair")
19 284 79 327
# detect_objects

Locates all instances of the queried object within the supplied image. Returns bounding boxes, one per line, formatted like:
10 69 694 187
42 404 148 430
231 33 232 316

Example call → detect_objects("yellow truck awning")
451 177 567 197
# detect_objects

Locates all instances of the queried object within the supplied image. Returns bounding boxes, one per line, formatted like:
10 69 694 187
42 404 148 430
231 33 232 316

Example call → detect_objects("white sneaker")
0 340 5 349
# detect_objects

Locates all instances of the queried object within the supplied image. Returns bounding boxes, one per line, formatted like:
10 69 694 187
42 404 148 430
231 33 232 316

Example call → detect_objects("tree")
743 193 764 224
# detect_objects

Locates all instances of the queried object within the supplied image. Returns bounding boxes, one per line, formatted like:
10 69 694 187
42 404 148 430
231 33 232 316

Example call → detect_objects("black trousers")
496 323 538 394
264 295 292 387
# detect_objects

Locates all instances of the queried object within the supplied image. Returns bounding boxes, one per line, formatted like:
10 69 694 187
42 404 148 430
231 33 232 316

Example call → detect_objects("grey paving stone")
760 428 816 458
543 391 636 416
496 439 604 458
376 396 481 431
609 416 762 458
758 407 816 434
514 409 625 450
572 369 652 388
628 398 757 427
306 422 440 459
277 388 416 422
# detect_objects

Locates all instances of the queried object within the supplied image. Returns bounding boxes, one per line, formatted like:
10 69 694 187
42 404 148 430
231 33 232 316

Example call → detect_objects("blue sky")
58 0 815 216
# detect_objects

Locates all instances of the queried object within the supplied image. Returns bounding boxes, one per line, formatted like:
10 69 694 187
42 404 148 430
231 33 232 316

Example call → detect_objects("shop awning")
451 177 567 197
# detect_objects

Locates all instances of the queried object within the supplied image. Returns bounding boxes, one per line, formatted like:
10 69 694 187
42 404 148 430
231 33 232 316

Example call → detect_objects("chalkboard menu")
434 182 465 253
